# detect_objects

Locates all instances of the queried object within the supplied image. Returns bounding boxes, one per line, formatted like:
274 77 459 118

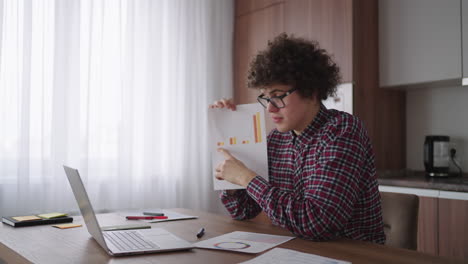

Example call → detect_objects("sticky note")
12 215 42 221
52 223 82 229
38 212 68 219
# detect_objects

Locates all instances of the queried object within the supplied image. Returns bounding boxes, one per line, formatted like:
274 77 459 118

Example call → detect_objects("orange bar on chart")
253 115 259 143
256 112 262 143
217 142 224 146
229 137 237 145
253 112 262 143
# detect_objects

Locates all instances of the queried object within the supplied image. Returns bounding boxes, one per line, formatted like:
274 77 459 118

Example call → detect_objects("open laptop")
63 165 194 256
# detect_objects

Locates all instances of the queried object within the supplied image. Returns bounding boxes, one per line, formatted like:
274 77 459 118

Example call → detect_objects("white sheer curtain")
0 0 233 217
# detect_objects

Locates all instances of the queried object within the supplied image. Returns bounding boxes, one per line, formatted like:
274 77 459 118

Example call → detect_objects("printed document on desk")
208 103 268 190
239 247 351 264
193 231 294 254
118 209 197 223
146 210 197 223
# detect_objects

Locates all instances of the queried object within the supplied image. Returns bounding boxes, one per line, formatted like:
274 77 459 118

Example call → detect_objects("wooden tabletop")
0 208 464 264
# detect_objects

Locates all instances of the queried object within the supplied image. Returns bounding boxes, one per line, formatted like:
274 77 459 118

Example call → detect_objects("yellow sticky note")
12 215 42 221
52 223 82 229
38 212 68 219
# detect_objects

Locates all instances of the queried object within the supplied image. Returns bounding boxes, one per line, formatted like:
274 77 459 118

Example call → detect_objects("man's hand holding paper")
215 148 257 187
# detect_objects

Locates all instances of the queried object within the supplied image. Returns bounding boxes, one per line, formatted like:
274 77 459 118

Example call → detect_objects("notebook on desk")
63 166 193 256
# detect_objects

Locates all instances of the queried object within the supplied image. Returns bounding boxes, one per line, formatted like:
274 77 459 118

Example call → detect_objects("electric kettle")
424 135 450 177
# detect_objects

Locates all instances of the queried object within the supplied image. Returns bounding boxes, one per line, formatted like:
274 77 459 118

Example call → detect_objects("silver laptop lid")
63 166 109 251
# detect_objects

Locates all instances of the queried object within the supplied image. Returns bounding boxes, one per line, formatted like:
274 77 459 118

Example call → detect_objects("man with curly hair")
210 33 385 244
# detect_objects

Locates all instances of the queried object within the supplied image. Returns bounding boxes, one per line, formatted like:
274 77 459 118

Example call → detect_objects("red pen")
126 216 168 220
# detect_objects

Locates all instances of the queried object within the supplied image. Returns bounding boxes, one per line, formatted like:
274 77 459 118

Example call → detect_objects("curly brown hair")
247 33 341 101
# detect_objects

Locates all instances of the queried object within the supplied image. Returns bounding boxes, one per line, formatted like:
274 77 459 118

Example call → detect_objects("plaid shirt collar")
288 103 330 146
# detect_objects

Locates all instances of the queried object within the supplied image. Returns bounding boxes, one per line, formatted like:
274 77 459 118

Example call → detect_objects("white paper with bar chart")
208 103 268 190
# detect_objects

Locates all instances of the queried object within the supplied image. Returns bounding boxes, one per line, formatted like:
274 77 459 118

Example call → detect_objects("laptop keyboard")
103 231 159 251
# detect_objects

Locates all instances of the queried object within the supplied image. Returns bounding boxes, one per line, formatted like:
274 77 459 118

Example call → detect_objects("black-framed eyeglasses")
257 87 298 109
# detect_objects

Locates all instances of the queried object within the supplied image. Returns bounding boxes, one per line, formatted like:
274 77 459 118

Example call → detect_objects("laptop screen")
63 166 109 251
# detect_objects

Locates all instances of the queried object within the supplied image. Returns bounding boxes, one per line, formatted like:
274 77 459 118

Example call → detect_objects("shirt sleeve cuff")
219 189 245 202
246 176 270 206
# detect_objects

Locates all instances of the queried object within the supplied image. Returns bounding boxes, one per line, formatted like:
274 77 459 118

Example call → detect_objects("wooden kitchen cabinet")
379 0 461 88
382 187 468 260
438 198 468 259
417 197 439 256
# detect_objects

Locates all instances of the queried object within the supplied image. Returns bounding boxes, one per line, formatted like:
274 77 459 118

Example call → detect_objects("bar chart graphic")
216 112 262 147
208 104 268 190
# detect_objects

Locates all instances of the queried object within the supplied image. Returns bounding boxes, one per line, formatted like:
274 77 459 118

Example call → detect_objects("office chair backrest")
381 192 419 250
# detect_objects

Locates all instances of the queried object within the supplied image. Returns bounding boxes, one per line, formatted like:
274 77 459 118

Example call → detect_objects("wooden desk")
0 208 464 264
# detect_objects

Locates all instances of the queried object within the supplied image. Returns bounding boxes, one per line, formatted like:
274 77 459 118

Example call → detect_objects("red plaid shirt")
220 105 385 244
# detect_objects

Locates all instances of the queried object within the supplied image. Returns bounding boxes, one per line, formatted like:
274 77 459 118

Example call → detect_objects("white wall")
406 85 468 173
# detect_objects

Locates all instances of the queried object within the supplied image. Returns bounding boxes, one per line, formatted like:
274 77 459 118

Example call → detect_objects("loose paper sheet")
117 209 197 223
193 231 294 254
208 104 268 190
239 247 352 264
146 210 197 223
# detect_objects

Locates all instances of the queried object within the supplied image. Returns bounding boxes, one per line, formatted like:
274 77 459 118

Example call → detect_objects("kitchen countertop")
377 170 468 192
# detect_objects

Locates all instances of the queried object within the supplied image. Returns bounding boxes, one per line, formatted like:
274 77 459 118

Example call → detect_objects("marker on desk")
196 227 205 239
126 216 168 220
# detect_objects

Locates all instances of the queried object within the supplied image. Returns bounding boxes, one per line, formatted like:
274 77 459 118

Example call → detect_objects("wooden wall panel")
352 0 405 170
284 0 353 83
438 198 468 259
234 0 405 170
375 89 406 169
352 0 377 143
234 3 284 132
234 1 285 223
236 0 283 17
417 197 439 256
